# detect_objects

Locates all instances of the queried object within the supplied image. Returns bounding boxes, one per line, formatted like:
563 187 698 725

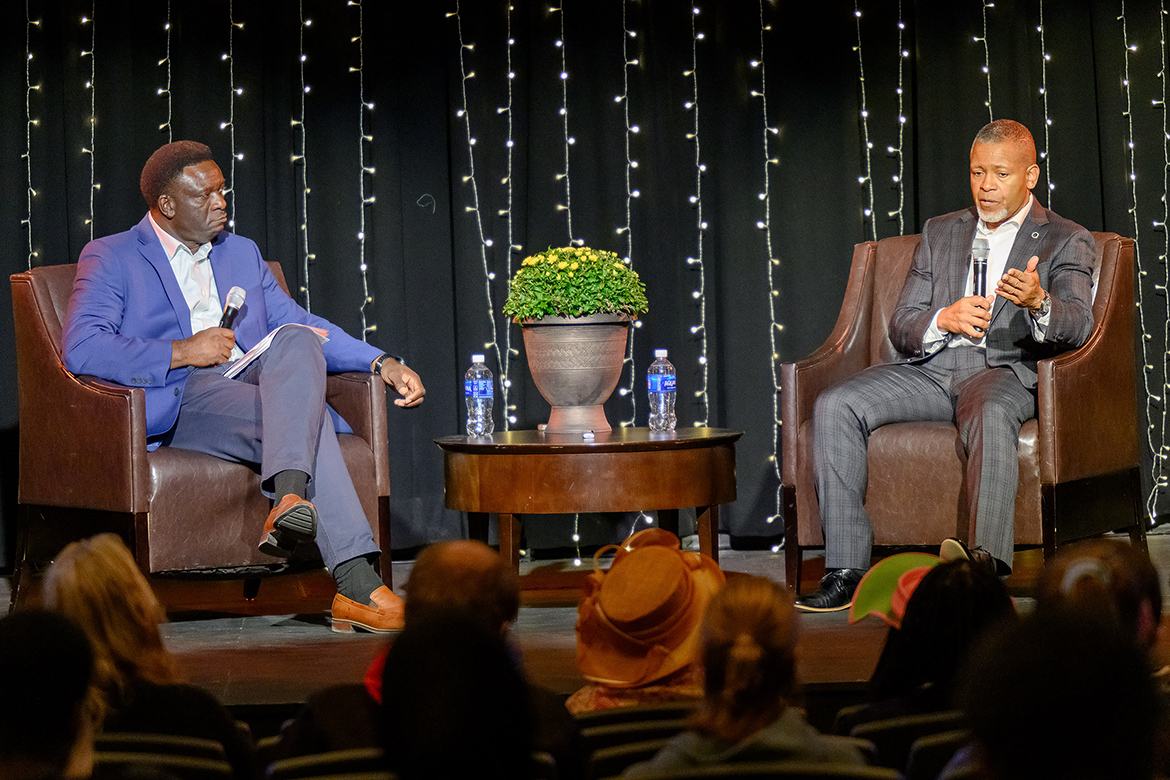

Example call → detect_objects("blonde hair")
690 575 798 744
43 533 181 718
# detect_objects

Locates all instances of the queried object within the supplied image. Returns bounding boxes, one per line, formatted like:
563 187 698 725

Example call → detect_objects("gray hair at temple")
971 119 1036 164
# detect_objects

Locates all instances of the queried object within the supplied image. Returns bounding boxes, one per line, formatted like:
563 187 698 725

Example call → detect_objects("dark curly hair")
140 140 214 209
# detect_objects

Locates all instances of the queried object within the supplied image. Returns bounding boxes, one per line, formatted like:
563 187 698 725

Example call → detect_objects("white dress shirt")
148 212 244 361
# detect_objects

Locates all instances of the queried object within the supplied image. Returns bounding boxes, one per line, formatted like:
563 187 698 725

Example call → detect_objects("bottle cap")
471 354 485 363
654 349 668 358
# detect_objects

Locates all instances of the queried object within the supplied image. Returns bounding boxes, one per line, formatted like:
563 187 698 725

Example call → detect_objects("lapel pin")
1032 231 1040 239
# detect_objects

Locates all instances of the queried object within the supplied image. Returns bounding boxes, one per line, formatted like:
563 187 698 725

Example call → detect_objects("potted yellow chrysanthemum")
504 247 648 433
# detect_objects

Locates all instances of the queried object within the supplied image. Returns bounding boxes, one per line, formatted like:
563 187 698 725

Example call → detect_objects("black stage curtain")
1 0 1166 564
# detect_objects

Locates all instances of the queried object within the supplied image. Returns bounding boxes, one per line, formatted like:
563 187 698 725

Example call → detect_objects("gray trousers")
165 326 380 571
812 346 1036 571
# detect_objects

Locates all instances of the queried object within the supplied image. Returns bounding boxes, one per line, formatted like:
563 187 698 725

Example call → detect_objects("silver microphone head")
972 238 991 260
225 286 246 310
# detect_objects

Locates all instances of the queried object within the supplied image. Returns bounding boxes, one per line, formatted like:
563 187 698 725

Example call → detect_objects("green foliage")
503 246 650 321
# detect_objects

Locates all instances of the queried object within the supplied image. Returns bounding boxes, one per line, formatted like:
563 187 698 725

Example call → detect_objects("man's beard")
977 205 1008 224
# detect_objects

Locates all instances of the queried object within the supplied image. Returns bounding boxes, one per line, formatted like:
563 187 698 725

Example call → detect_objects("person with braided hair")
623 575 867 776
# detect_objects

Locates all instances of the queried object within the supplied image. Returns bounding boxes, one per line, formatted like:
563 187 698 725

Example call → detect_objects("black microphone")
219 286 246 329
972 238 990 299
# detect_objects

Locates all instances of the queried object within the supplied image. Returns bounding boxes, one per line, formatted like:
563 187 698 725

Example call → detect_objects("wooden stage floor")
5 529 1170 734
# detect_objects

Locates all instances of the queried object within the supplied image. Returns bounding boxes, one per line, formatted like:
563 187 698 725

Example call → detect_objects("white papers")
223 323 329 379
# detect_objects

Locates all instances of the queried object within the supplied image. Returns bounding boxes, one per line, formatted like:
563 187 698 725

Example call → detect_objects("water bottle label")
465 379 493 398
648 374 676 393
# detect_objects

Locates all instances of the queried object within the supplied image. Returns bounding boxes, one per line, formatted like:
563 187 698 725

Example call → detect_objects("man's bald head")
404 540 521 633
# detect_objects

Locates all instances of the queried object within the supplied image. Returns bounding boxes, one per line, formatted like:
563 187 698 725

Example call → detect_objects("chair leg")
376 496 392 588
782 485 803 592
10 505 30 610
242 577 261 601
1128 468 1149 553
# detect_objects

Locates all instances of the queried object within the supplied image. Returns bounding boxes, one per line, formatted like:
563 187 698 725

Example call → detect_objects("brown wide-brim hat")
576 527 725 688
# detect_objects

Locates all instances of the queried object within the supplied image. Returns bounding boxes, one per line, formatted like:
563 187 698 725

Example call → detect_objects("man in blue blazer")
797 120 1096 612
63 141 424 632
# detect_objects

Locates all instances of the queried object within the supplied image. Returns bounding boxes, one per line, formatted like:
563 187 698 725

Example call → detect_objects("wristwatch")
371 353 405 374
1033 292 1051 318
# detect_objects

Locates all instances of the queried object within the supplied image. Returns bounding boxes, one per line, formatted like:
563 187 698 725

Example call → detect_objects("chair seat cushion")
795 418 1041 548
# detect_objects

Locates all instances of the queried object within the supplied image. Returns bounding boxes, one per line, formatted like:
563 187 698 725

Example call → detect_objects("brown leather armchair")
781 232 1145 590
10 262 392 607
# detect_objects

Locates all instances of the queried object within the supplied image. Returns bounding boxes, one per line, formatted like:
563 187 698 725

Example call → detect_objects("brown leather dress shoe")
258 495 318 558
331 586 405 634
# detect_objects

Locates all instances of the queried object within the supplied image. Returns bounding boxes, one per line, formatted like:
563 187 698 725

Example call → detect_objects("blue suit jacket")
63 215 384 440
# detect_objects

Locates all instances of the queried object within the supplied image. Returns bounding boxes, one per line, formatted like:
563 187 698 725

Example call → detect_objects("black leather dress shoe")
794 568 866 612
940 537 1006 576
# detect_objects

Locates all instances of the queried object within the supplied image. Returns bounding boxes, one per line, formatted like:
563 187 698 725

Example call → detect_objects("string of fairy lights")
684 4 710 428
613 0 642 430
1119 3 1165 522
292 5 315 311
501 3 520 430
80 6 97 241
975 1 994 120
348 0 377 341
852 2 877 241
886 3 907 235
1156 0 1170 516
751 0 783 539
1036 1 1054 206
22 1 40 268
551 5 582 247
156 1 173 143
219 1 243 229
446 2 509 436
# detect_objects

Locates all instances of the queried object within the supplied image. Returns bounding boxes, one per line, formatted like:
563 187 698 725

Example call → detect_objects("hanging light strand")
348 0 376 340
80 6 97 239
551 5 581 245
500 3 520 430
23 2 41 268
615 0 642 428
887 2 907 235
293 5 314 310
1155 0 1170 516
853 2 877 241
974 1 994 120
219 1 244 229
1119 3 1161 521
685 5 710 427
751 0 782 532
446 2 507 426
157 0 172 142
1037 2 1054 205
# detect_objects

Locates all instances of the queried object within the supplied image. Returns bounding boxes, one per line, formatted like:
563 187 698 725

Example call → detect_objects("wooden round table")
434 427 742 572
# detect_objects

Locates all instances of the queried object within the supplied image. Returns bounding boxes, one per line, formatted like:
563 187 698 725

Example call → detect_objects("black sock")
273 469 309 500
333 555 385 602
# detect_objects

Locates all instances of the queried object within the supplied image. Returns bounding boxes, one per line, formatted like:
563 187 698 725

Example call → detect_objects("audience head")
575 528 725 688
869 558 1015 702
43 533 181 717
0 609 95 780
140 140 214 210
689 575 799 744
1035 538 1161 649
403 540 520 634
959 608 1158 780
381 610 533 780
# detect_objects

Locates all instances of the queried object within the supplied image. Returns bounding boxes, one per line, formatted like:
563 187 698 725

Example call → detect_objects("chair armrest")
780 241 877 485
327 372 390 495
1036 236 1139 484
19 372 151 513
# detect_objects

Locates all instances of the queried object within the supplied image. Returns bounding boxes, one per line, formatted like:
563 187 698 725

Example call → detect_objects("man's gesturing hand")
378 359 427 408
996 255 1046 311
938 295 993 340
171 328 235 369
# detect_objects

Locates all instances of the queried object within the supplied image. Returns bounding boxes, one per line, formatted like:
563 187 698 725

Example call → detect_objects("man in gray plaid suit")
796 120 1096 612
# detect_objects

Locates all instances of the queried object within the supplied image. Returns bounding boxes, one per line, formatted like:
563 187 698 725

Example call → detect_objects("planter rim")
518 313 632 327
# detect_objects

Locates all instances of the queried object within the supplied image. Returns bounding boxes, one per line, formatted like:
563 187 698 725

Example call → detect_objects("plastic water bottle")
647 349 677 432
465 354 494 436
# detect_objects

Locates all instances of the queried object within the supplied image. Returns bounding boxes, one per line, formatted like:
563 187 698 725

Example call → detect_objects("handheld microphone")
972 238 990 299
219 286 246 329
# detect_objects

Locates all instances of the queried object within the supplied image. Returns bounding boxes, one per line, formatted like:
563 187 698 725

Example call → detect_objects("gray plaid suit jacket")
888 201 1096 387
